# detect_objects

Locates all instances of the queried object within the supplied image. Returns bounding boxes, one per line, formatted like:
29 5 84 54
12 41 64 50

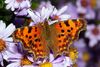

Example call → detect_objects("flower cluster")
0 0 82 67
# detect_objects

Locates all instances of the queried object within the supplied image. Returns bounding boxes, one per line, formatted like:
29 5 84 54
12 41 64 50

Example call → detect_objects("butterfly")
12 18 86 61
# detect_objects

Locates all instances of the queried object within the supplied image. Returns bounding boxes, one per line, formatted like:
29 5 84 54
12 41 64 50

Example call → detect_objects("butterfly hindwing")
48 18 86 57
13 24 49 61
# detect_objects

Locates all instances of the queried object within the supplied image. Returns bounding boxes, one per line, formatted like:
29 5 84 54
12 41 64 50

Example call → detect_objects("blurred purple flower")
76 0 95 19
85 24 100 47
5 0 31 11
73 39 87 67
5 0 31 16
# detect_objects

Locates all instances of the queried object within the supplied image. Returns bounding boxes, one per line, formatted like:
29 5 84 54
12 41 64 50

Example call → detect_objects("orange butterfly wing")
48 19 86 57
13 24 49 61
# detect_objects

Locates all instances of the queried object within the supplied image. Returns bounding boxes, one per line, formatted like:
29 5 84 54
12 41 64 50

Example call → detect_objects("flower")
76 0 95 19
28 2 71 25
50 6 70 20
31 1 71 25
14 9 29 16
73 39 87 60
0 20 16 66
73 39 88 67
7 53 73 67
73 39 86 50
39 54 72 67
27 7 53 26
38 1 54 10
65 2 78 19
6 55 33 67
69 47 78 63
49 5 71 25
85 24 100 47
5 0 31 11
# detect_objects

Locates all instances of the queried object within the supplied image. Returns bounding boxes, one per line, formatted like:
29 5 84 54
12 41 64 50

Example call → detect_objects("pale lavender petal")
20 0 30 8
89 39 98 47
57 6 68 16
23 65 34 67
48 20 58 25
6 3 12 9
11 6 15 11
2 51 22 62
15 9 28 16
52 8 57 15
63 57 73 66
27 56 34 62
59 14 71 21
14 2 19 8
5 0 12 3
87 25 92 30
29 22 36 26
4 37 13 42
7 62 20 67
27 9 39 23
0 20 6 33
2 23 15 38
52 56 64 63
49 54 54 62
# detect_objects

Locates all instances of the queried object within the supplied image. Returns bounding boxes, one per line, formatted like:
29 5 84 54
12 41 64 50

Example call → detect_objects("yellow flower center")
39 62 53 67
72 63 78 67
69 47 78 63
0 38 6 52
21 56 32 66
90 0 96 8
83 52 90 62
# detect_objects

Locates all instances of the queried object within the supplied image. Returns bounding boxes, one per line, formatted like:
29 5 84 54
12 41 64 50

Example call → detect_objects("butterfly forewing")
13 24 49 61
49 18 86 57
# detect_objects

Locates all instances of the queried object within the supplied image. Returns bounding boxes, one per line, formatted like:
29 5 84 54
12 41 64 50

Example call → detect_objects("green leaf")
31 2 39 9
0 0 5 8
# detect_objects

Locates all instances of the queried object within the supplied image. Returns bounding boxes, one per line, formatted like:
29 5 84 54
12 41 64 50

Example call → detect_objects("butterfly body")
13 19 86 61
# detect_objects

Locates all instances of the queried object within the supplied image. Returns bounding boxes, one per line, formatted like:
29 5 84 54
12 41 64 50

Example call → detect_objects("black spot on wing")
35 38 40 42
59 23 62 28
29 36 32 39
28 27 32 33
35 27 37 32
34 34 37 37
67 30 71 32
32 44 37 48
39 44 41 46
58 35 61 38
28 40 32 45
58 40 61 42
61 34 64 36
72 20 78 26
64 20 70 26
72 19 77 22
20 28 24 35
61 29 65 33
26 35 28 38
